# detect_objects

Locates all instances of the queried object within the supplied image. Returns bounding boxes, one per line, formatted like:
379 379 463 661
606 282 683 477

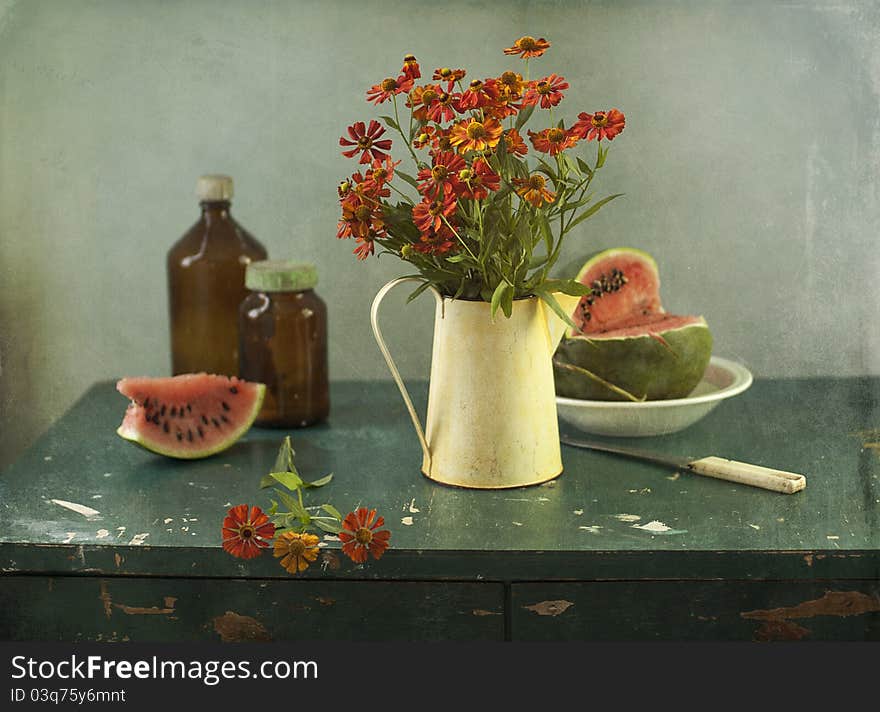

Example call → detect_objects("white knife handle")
687 456 806 494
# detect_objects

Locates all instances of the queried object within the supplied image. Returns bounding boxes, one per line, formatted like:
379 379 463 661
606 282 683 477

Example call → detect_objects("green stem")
388 180 415 205
392 94 422 168
441 215 479 264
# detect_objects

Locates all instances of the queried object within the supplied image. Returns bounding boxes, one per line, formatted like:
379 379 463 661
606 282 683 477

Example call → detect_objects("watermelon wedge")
554 248 713 401
116 374 265 459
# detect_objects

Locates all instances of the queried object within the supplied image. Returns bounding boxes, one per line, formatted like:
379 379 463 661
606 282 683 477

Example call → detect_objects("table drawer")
0 576 505 641
511 581 880 641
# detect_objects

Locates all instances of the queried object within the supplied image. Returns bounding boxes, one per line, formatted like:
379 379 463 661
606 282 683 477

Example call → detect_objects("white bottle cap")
196 174 234 202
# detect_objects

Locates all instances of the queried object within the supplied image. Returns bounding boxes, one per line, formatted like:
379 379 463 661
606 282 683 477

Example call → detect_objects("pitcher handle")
370 277 443 469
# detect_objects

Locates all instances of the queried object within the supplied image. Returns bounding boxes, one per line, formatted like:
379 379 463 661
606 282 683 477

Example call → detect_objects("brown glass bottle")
168 175 267 376
239 261 329 427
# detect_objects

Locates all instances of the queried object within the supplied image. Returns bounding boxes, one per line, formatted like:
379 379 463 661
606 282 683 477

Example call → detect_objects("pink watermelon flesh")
116 374 266 459
574 250 663 335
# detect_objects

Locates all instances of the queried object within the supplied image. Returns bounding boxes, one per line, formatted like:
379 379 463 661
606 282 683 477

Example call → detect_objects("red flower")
411 224 458 256
571 109 626 142
528 127 577 156
221 504 275 560
365 75 414 105
458 78 500 110
412 194 457 234
459 158 500 200
353 234 377 260
417 151 466 198
426 89 462 123
401 54 421 81
514 173 556 207
523 74 569 109
413 125 437 150
363 156 400 192
337 199 385 241
432 67 467 86
503 35 551 58
503 128 528 156
339 507 391 563
340 120 393 164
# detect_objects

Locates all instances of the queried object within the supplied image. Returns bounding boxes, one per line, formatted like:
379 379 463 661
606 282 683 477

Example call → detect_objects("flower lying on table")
220 437 390 574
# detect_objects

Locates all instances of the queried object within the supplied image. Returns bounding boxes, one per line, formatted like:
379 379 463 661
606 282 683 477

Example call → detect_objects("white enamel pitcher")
371 277 580 489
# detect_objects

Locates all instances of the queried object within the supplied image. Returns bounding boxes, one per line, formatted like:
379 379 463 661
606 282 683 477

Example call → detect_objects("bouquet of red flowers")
337 35 626 320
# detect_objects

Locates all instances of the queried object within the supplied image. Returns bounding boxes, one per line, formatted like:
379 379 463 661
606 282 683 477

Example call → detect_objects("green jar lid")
245 260 318 292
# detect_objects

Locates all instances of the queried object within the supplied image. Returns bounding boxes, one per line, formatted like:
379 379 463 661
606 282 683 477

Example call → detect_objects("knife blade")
560 435 806 494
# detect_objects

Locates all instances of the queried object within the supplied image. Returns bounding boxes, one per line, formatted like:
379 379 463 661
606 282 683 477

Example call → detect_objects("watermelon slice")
554 248 712 401
116 374 266 459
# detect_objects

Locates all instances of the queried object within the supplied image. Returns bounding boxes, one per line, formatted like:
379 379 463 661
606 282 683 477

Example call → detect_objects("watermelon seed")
176 432 183 442
197 426 204 439
221 401 231 411
163 422 169 434
187 430 193 442
221 414 230 424
229 386 238 395
212 418 221 428
186 404 192 413
201 415 209 425
143 398 150 409
160 405 166 416
171 406 177 417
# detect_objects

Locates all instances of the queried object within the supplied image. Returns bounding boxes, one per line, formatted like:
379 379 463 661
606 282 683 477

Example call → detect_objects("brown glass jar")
239 261 329 427
167 175 267 376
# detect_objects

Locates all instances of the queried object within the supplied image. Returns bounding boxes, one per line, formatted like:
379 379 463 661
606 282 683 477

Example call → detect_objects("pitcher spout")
542 292 581 353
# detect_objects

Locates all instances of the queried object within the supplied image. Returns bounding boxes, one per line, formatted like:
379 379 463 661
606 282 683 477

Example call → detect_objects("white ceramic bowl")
556 356 753 438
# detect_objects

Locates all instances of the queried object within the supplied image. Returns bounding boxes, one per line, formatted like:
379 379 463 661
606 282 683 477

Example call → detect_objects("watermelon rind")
116 380 266 459
554 319 713 401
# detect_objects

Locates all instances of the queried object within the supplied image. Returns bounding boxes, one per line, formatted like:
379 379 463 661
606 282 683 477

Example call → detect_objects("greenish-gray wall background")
1 0 879 465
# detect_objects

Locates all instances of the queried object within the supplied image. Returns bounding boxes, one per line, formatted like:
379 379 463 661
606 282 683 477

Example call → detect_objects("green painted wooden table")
1 378 879 641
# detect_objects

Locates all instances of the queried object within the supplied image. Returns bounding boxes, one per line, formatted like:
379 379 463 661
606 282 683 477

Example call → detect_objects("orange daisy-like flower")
417 151 466 198
401 54 421 81
431 127 455 153
363 156 400 192
497 70 525 100
413 125 437 150
571 109 626 142
432 67 467 85
514 173 557 207
339 120 393 164
221 504 275 560
411 224 458 256
273 531 320 574
458 78 501 111
353 234 376 260
523 74 569 109
449 117 503 154
365 74 414 105
337 199 385 241
528 127 576 156
412 194 457 234
339 507 392 563
503 128 528 156
407 84 442 122
503 35 551 58
459 158 500 200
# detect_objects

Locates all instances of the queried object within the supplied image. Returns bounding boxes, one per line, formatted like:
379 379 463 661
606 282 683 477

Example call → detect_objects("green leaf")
321 504 343 521
514 103 536 132
266 499 279 516
396 171 420 190
272 436 296 474
537 213 553 254
274 489 308 519
379 115 401 132
535 158 558 181
596 143 608 168
490 280 511 320
303 473 333 488
565 193 624 232
406 280 433 303
576 157 593 177
540 278 593 297
312 518 343 534
534 289 579 333
262 470 304 492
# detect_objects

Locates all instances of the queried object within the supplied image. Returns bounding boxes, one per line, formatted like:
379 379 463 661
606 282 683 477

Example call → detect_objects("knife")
560 435 807 494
